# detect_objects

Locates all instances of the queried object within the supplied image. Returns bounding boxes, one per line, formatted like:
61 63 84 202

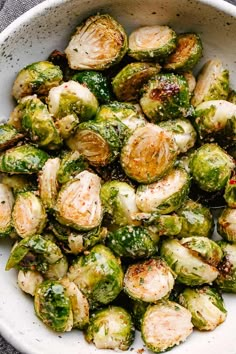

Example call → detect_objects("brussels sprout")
136 168 190 214
54 114 79 139
85 306 134 350
55 170 102 231
217 208 236 242
178 286 227 331
191 59 229 107
228 89 236 104
216 242 236 292
140 73 190 122
0 183 14 237
112 62 161 101
12 192 47 238
100 181 140 227
129 299 148 331
0 124 23 150
124 258 175 302
164 33 203 72
183 72 196 93
65 14 128 70
159 119 197 153
176 199 214 238
44 256 68 280
0 174 37 193
107 226 157 259
12 61 63 101
0 144 49 174
67 120 124 166
128 25 177 61
17 270 44 296
194 100 236 143
68 244 123 308
72 71 112 103
224 175 236 208
48 81 98 122
160 238 219 286
57 151 88 184
121 124 178 183
141 301 193 353
39 158 60 211
189 143 234 192
34 280 73 332
148 214 183 237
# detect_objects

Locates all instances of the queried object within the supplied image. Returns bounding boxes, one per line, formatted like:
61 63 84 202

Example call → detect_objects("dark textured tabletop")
0 0 236 353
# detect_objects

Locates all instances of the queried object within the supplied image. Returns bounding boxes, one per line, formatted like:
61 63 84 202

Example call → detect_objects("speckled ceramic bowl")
0 0 236 353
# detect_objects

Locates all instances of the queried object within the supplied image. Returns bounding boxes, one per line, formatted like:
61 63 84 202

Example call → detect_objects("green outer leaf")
57 151 88 184
0 124 23 150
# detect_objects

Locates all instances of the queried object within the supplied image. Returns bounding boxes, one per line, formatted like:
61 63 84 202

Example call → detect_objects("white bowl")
0 0 236 353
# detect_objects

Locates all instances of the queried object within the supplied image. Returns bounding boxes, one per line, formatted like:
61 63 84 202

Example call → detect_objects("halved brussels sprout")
147 214 183 237
176 199 214 238
48 81 98 122
39 158 60 211
0 183 14 237
120 124 178 183
0 144 49 174
34 280 73 332
0 174 37 194
129 299 148 330
216 242 236 293
141 301 193 353
191 59 229 107
65 14 128 70
54 114 79 139
160 238 219 286
106 226 157 259
0 124 23 150
124 258 175 302
57 151 88 184
228 89 236 104
164 33 203 72
44 256 68 280
183 72 196 93
159 119 197 153
12 192 47 238
18 270 44 296
67 120 123 166
112 62 161 101
217 208 236 242
12 61 63 101
189 143 234 192
56 170 102 231
85 306 135 351
178 286 227 331
72 71 112 103
100 181 140 227
68 244 123 308
136 168 190 214
128 25 177 61
224 175 236 208
140 73 190 122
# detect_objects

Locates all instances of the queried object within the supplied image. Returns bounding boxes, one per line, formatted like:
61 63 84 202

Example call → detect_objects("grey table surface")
0 0 236 353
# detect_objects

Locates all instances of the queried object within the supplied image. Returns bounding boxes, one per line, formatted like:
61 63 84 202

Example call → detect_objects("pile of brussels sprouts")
1 12 236 353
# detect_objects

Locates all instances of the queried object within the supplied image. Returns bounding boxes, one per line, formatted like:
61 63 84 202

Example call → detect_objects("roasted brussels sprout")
120 124 178 183
191 59 229 107
34 280 73 332
18 270 44 296
56 151 88 184
12 61 63 101
146 214 183 237
159 119 197 153
56 170 102 231
68 244 123 308
100 181 139 227
161 238 219 286
0 183 14 237
176 199 214 238
39 158 60 210
136 168 190 214
72 71 112 103
178 286 227 331
140 73 190 122
189 143 234 192
141 301 193 353
85 306 135 350
0 144 49 174
0 174 37 194
228 89 236 104
0 124 23 150
183 72 196 93
216 242 236 293
129 299 148 331
106 226 157 259
112 62 161 101
164 33 203 72
55 114 79 139
217 208 236 242
128 25 177 61
124 258 175 302
224 175 236 208
44 255 68 280
48 81 98 122
65 14 128 70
